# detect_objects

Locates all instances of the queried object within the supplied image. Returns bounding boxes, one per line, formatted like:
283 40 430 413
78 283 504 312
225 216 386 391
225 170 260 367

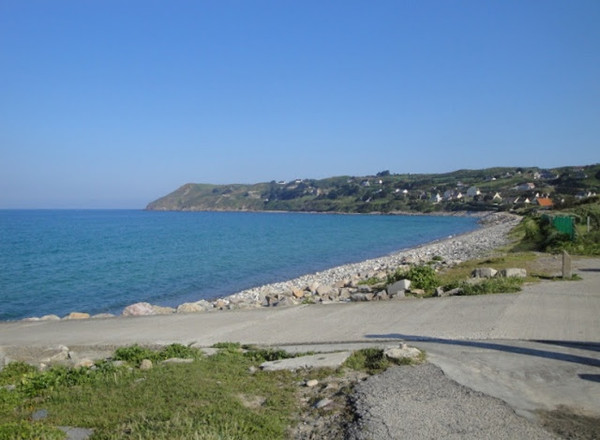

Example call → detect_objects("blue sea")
0 210 479 321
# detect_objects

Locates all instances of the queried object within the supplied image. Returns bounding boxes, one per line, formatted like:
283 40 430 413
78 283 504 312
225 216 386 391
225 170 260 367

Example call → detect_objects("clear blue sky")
1 0 598 208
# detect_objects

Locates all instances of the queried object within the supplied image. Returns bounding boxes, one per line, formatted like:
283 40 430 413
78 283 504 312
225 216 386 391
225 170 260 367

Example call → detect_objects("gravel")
345 363 560 440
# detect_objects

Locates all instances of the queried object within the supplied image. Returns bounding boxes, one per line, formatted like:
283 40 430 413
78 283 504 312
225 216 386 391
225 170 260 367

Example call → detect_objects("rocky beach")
21 212 522 321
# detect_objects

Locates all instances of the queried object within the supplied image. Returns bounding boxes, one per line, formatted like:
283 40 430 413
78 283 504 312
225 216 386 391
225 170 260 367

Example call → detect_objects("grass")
0 344 299 439
0 343 416 439
343 348 425 375
437 253 540 287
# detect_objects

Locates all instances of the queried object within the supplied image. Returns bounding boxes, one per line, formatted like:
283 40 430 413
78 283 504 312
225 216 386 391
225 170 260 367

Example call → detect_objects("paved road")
1 258 599 438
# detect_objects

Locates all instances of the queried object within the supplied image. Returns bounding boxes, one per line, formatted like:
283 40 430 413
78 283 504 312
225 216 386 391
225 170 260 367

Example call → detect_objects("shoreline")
18 211 522 321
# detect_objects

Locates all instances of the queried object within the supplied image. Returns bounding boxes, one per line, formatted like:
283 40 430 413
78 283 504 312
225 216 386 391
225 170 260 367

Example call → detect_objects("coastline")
19 211 522 321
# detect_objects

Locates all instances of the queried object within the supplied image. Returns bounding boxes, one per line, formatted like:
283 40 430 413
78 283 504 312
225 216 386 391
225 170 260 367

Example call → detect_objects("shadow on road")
579 374 600 383
365 333 600 368
534 340 600 353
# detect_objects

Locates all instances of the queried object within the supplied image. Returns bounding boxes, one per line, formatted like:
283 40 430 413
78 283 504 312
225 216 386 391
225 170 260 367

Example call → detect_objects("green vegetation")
452 277 524 296
512 200 600 255
388 264 440 294
344 348 425 374
0 343 415 439
146 164 600 214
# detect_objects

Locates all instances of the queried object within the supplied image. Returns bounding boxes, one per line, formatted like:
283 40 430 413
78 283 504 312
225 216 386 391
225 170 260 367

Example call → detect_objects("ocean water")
0 210 479 320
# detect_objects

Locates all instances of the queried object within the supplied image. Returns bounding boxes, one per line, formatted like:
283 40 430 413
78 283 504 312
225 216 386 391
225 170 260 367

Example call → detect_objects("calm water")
0 210 478 320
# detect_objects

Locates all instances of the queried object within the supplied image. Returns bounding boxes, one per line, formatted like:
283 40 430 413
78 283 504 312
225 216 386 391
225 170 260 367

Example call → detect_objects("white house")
431 193 443 203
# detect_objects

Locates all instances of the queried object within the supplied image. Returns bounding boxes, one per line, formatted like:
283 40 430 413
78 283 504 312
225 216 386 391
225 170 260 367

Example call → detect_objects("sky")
1 1 599 208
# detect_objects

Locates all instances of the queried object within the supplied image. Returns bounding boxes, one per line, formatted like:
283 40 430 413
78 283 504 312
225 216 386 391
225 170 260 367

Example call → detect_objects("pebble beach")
23 212 522 321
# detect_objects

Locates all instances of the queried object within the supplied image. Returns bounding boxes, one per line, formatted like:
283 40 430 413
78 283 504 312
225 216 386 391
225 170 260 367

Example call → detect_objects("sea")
0 210 479 321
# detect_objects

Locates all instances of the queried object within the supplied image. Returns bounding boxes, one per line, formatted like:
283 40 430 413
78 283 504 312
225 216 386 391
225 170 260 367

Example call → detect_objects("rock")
306 379 319 388
74 359 95 368
472 267 498 278
499 268 527 278
350 293 374 302
139 359 153 370
391 290 406 299
434 287 444 297
111 360 126 368
384 344 422 362
316 285 336 297
292 288 305 299
445 288 462 296
152 305 176 315
65 312 90 320
161 358 194 365
273 296 297 307
248 366 257 374
177 302 206 313
375 291 389 301
31 409 48 421
40 314 61 321
57 426 94 440
91 313 114 319
261 352 352 372
314 398 333 409
387 279 411 295
122 302 155 316
410 288 426 296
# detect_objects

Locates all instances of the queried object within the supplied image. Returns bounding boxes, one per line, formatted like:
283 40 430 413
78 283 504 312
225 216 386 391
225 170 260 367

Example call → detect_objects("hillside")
146 164 600 214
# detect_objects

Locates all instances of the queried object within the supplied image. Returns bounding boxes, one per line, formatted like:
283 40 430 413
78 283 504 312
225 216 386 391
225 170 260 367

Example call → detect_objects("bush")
387 264 440 293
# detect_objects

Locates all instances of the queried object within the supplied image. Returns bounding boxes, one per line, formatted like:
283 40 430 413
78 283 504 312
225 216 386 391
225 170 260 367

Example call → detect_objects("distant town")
146 164 600 214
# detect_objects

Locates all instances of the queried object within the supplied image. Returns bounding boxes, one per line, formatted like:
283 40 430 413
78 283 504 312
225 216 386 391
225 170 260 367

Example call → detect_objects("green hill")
146 164 600 214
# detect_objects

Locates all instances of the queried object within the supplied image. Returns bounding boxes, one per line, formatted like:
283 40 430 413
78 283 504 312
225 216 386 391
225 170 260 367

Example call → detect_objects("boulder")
139 359 153 370
499 268 527 278
291 288 305 299
65 312 90 320
74 359 95 369
161 358 194 365
384 344 422 362
91 313 115 319
316 285 337 297
410 288 426 296
273 296 297 307
122 302 155 316
391 290 406 299
177 302 207 313
350 293 374 302
375 291 389 301
472 267 498 278
387 279 411 295
40 314 61 321
305 379 319 388
314 398 333 409
338 288 352 300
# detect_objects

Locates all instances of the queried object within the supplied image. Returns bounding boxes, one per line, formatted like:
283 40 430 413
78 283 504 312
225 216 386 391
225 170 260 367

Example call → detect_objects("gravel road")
346 363 560 440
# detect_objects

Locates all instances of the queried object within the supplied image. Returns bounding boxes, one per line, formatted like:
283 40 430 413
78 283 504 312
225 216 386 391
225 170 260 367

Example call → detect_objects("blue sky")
1 1 598 208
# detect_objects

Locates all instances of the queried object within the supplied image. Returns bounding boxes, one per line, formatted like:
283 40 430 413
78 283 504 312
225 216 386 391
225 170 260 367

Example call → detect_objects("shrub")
344 348 390 374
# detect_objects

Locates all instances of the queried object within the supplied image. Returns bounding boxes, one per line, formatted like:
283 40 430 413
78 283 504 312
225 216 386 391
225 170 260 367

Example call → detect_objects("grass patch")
457 277 524 295
437 253 539 286
344 348 425 375
0 344 301 439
